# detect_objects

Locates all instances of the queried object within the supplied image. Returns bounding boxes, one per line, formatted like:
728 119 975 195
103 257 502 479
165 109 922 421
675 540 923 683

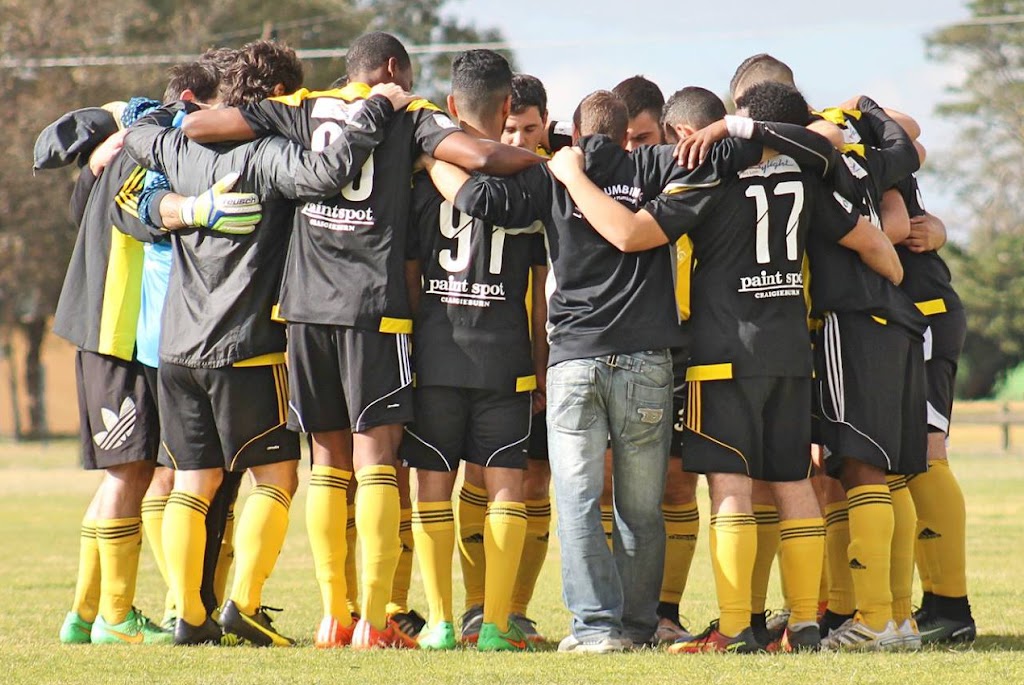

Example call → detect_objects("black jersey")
806 98 928 337
894 177 962 315
124 97 394 367
240 82 461 332
657 153 860 379
408 173 545 393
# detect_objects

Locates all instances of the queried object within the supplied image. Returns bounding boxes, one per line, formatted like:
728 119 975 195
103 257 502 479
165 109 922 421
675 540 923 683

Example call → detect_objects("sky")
451 0 972 221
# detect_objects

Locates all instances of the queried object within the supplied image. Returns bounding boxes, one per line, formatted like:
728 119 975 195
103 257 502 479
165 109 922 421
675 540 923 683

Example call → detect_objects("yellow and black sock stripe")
847 488 892 510
710 513 757 528
310 468 351 492
141 496 169 517
486 502 529 522
95 519 143 541
271 364 288 424
459 482 489 508
824 503 849 527
399 511 413 536
81 521 98 539
886 475 908 492
780 521 826 541
168 491 211 517
663 503 700 524
356 468 399 489
754 507 780 526
251 483 292 510
525 501 552 519
411 503 456 526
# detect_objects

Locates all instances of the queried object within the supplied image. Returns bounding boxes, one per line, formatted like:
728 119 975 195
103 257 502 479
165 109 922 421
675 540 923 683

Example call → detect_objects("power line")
3 13 1023 71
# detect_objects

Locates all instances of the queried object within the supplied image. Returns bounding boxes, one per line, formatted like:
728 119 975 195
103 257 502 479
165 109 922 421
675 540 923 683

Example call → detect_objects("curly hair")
220 40 304 107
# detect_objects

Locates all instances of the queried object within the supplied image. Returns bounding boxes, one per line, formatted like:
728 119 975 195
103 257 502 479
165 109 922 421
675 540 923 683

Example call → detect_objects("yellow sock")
229 484 291 614
355 465 401 629
71 519 101 623
387 508 414 615
213 504 235 608
412 501 455 625
483 502 528 632
457 481 488 610
824 501 855 615
600 504 614 550
908 459 968 597
819 542 830 609
163 491 210 627
345 508 358 616
751 504 780 615
659 502 699 606
141 496 170 593
307 466 351 624
710 513 757 638
96 517 143 625
846 485 894 631
779 518 825 626
511 498 551 615
887 476 916 623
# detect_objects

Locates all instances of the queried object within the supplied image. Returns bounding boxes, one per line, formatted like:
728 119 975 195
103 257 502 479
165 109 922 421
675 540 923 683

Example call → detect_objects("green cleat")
60 612 93 644
477 620 531 652
91 607 174 645
161 611 177 631
417 621 457 650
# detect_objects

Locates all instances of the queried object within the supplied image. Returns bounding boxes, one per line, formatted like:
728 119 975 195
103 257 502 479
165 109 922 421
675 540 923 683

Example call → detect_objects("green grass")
2 441 1023 684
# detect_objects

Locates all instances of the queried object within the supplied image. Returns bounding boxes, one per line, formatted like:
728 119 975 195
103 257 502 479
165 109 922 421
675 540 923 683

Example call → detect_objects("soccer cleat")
767 622 820 652
821 615 903 652
765 609 791 639
510 613 546 644
351 617 419 650
655 616 692 644
460 605 484 644
91 607 173 645
668 622 763 654
417 621 457 650
896 618 922 651
219 600 294 647
477 621 531 652
314 615 356 648
917 615 977 644
59 612 93 644
174 616 234 646
160 611 177 632
556 634 630 653
390 609 427 638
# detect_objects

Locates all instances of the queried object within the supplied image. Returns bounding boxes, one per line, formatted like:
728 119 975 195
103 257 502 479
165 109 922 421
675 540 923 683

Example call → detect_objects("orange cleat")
315 615 356 648
351 617 419 650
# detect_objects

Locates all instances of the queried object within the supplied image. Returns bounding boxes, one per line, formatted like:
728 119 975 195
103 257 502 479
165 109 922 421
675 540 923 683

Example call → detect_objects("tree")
926 2 1024 397
0 0 511 436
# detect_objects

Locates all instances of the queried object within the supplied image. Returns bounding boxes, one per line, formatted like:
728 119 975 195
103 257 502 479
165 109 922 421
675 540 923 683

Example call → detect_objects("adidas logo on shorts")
92 398 137 450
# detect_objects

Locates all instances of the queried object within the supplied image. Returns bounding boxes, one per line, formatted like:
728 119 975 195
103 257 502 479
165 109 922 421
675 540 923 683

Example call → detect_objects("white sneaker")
654 617 693 644
897 618 922 651
822 616 903 652
557 634 631 653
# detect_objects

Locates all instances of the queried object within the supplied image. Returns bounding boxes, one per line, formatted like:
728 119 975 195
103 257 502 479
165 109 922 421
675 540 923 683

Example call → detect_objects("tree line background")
0 0 1019 437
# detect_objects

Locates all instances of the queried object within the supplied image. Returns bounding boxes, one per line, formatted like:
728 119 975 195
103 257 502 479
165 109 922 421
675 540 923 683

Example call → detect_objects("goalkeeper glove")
178 171 262 234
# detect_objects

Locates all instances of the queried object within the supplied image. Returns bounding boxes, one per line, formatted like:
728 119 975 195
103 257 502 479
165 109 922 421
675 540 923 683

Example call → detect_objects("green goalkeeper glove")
178 172 262 234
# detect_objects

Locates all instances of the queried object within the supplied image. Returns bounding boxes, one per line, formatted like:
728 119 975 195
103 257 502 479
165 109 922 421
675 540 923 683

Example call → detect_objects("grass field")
2 440 1023 684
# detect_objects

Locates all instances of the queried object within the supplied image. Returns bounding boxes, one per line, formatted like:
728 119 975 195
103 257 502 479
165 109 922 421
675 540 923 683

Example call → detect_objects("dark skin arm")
181 108 256 143
432 130 545 176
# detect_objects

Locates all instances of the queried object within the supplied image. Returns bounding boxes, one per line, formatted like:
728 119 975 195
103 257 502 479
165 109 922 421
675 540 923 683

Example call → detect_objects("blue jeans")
546 350 672 643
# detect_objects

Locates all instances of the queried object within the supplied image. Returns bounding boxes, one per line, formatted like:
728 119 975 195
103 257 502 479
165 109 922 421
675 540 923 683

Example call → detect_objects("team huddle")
36 29 975 654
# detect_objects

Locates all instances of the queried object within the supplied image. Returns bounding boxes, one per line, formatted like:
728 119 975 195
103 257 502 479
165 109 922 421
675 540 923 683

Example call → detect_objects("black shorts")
76 350 161 470
158 362 299 472
681 376 811 482
286 323 413 433
670 381 688 460
924 308 966 435
401 386 531 472
815 312 927 477
527 410 548 460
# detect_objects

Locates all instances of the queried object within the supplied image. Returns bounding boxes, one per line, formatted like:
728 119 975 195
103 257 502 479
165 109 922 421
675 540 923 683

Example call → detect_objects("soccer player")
124 48 415 646
550 84 901 653
895 180 975 643
401 49 543 652
41 63 229 645
180 31 543 649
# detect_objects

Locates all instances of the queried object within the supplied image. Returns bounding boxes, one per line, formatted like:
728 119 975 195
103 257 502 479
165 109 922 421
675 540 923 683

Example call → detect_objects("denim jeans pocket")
548 361 599 432
619 378 670 445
